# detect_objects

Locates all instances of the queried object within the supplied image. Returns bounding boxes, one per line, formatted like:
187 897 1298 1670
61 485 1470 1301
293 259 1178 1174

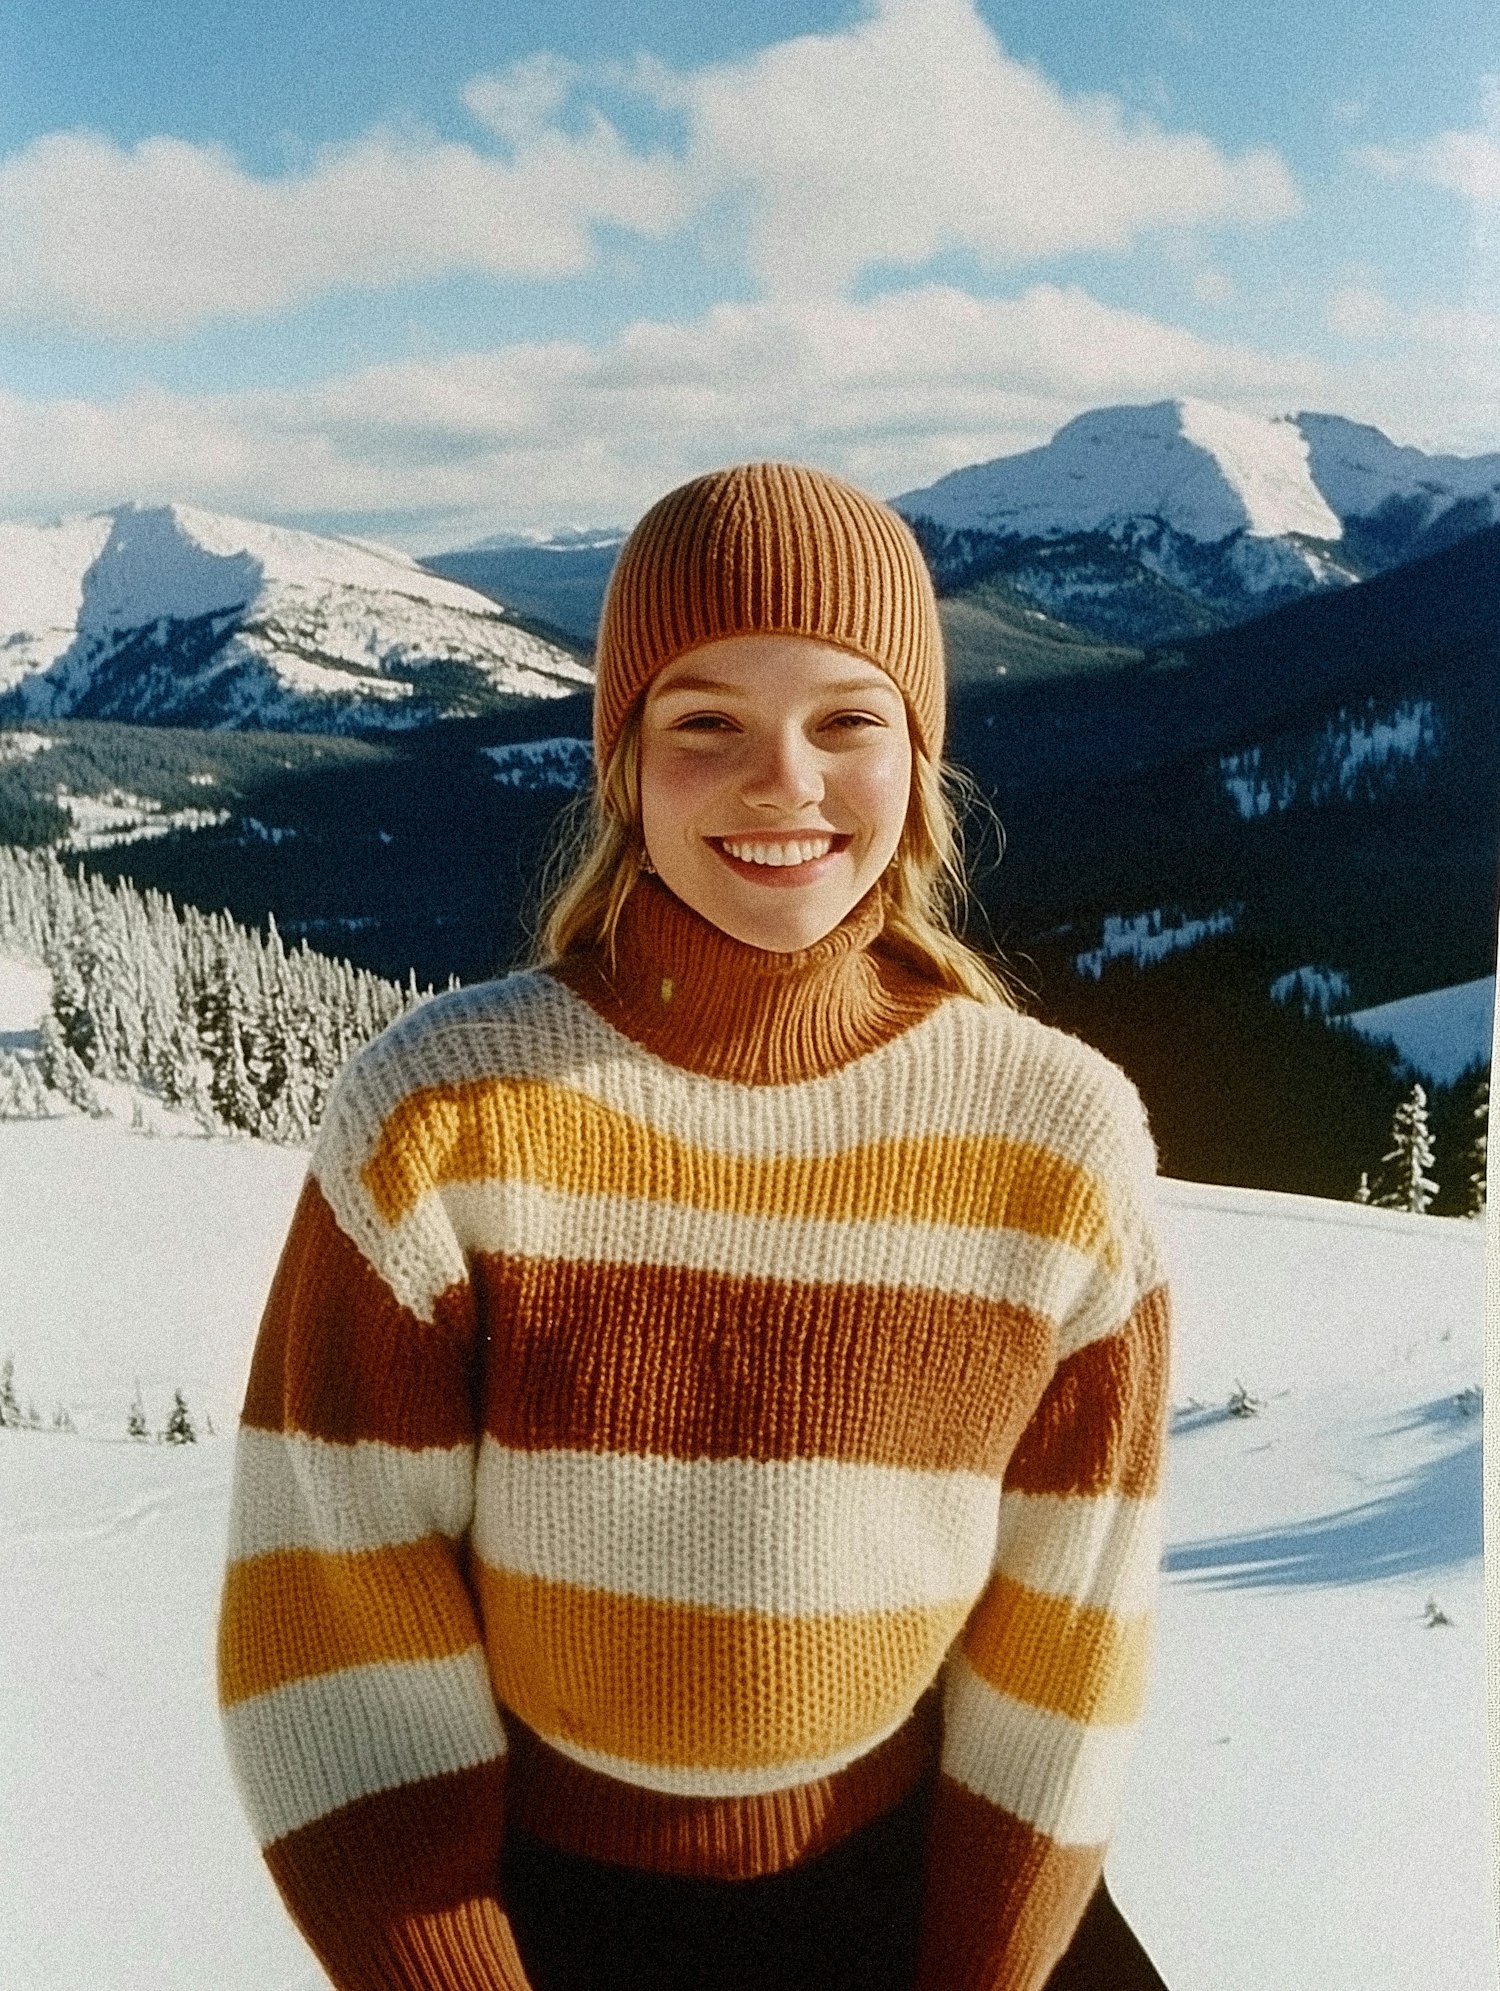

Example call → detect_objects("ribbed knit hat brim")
594 461 945 767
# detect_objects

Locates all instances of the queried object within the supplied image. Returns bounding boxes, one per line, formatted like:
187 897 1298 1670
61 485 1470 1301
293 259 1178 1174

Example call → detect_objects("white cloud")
1328 281 1500 354
1324 283 1499 440
1193 269 1237 306
0 0 1299 335
1356 76 1500 212
0 285 1330 539
0 101 686 336
659 0 1300 297
462 53 578 146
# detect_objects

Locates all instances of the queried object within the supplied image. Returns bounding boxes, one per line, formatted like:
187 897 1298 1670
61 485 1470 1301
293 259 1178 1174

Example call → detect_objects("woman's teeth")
719 836 835 867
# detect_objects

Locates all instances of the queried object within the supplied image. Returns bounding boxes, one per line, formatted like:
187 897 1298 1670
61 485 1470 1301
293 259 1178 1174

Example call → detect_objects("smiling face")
637 632 913 953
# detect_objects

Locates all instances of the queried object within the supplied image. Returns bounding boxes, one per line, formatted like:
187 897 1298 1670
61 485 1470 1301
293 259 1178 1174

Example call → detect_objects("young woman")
218 462 1171 1991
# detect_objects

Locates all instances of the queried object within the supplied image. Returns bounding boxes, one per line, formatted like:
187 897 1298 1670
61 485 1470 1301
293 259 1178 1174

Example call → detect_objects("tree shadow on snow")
1162 1399 1482 1589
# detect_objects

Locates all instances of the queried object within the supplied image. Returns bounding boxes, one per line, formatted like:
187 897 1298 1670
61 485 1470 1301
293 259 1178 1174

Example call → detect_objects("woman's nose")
739 726 822 811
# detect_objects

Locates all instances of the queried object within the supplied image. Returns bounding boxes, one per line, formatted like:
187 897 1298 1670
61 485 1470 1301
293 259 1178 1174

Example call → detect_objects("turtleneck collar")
547 873 952 1085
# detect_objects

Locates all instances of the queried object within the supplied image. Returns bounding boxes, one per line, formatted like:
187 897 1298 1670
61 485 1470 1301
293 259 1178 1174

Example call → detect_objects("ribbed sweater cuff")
505 1691 941 1879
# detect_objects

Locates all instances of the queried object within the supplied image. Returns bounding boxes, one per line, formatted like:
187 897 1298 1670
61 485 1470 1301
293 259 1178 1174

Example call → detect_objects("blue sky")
4 0 1496 544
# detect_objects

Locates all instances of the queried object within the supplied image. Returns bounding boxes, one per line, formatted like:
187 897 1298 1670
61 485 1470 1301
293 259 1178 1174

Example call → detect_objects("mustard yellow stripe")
361 1076 1115 1266
218 1540 479 1706
960 1574 1149 1726
474 1559 966 1771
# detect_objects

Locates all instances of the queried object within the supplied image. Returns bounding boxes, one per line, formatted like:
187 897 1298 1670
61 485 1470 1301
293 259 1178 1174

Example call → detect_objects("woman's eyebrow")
654 674 895 697
651 674 738 695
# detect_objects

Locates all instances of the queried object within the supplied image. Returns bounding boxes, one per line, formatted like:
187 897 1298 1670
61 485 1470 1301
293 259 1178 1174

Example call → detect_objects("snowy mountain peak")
897 398 1343 544
1176 400 1341 540
0 504 592 733
891 400 1500 646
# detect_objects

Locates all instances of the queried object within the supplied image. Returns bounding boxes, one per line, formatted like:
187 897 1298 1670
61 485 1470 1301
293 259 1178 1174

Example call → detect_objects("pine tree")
0 1354 21 1429
1353 1170 1372 1205
126 1385 149 1441
1469 1076 1489 1217
0 1049 50 1119
0 844 432 1147
162 1389 197 1444
1374 1082 1439 1214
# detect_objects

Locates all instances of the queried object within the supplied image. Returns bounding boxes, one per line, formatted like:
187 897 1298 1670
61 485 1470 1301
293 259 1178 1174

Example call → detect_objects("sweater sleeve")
216 1057 531 1991
914 1074 1170 1991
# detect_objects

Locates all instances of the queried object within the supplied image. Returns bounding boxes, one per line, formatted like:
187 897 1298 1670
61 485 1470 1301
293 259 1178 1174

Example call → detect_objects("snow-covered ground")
1074 907 1238 980
0 954 1491 1990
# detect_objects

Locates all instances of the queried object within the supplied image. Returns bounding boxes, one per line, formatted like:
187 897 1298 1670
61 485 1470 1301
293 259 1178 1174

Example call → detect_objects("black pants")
502 1780 1167 1991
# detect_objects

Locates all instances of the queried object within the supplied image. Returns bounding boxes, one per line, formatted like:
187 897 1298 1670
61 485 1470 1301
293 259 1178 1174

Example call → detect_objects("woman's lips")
708 832 851 884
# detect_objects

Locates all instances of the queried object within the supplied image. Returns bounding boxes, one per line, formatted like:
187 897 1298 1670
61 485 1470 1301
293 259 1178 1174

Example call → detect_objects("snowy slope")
0 505 593 732
1344 975 1496 1087
1299 414 1500 528
0 514 116 676
0 949 1491 1990
893 401 1500 644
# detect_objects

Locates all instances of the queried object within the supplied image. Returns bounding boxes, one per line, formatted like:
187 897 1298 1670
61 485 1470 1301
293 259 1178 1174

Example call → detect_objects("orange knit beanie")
594 461 945 770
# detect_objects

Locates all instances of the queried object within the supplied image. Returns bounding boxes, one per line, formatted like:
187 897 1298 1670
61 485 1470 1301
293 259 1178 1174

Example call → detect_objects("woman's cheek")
844 744 911 836
642 739 732 828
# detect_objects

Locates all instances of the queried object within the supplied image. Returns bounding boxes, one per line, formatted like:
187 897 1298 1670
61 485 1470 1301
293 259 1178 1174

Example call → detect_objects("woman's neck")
548 873 951 1084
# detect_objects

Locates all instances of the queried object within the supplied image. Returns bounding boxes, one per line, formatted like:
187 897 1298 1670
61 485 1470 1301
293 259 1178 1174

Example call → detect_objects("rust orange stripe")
473 1560 965 1772
360 1077 1116 1265
261 1760 511 1964
240 1178 476 1447
218 1540 479 1705
960 1575 1150 1726
478 1253 1054 1474
917 1778 1103 1991
1003 1284 1170 1500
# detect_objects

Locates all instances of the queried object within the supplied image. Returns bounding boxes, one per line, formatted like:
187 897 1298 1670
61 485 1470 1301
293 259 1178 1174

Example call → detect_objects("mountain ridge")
895 401 1500 644
0 503 593 733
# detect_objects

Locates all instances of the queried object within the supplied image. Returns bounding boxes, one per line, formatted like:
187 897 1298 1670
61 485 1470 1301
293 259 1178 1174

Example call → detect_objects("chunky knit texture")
218 877 1169 1991
593 462 947 767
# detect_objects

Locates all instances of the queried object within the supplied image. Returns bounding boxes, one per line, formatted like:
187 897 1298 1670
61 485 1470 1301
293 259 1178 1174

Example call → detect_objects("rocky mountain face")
0 505 593 732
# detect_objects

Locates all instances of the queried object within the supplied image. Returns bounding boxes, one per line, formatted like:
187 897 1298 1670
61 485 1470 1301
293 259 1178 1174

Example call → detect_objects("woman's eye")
824 710 882 731
671 712 737 733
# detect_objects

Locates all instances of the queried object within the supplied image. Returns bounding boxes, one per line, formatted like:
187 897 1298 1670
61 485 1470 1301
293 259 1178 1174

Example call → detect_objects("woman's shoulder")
924 994 1157 1179
317 965 586 1144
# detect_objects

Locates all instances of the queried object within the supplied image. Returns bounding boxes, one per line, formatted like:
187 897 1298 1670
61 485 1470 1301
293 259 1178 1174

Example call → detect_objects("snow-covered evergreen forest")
0 845 438 1143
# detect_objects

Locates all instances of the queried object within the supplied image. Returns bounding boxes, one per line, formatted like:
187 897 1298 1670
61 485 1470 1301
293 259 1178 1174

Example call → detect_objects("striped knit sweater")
218 875 1170 1991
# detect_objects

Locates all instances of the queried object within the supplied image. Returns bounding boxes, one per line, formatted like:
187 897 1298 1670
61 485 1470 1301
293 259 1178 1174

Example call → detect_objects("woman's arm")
915 1078 1170 1991
217 1062 531 1990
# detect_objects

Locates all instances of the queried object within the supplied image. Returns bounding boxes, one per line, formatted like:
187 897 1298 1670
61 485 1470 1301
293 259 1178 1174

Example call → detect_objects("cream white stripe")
226 1428 475 1562
534 1700 920 1799
941 1653 1138 1845
338 974 1141 1169
472 1443 997 1616
221 1650 505 1847
312 1142 468 1328
992 1492 1162 1619
446 1178 1110 1312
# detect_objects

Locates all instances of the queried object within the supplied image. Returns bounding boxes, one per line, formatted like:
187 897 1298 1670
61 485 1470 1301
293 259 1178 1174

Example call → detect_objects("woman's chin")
662 860 870 952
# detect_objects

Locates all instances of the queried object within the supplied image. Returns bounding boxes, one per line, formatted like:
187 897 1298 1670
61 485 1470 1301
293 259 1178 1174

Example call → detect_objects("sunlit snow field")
0 954 1492 1991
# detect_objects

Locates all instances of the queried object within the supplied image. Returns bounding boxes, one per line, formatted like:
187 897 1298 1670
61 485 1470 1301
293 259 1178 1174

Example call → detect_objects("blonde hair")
529 708 1015 1009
